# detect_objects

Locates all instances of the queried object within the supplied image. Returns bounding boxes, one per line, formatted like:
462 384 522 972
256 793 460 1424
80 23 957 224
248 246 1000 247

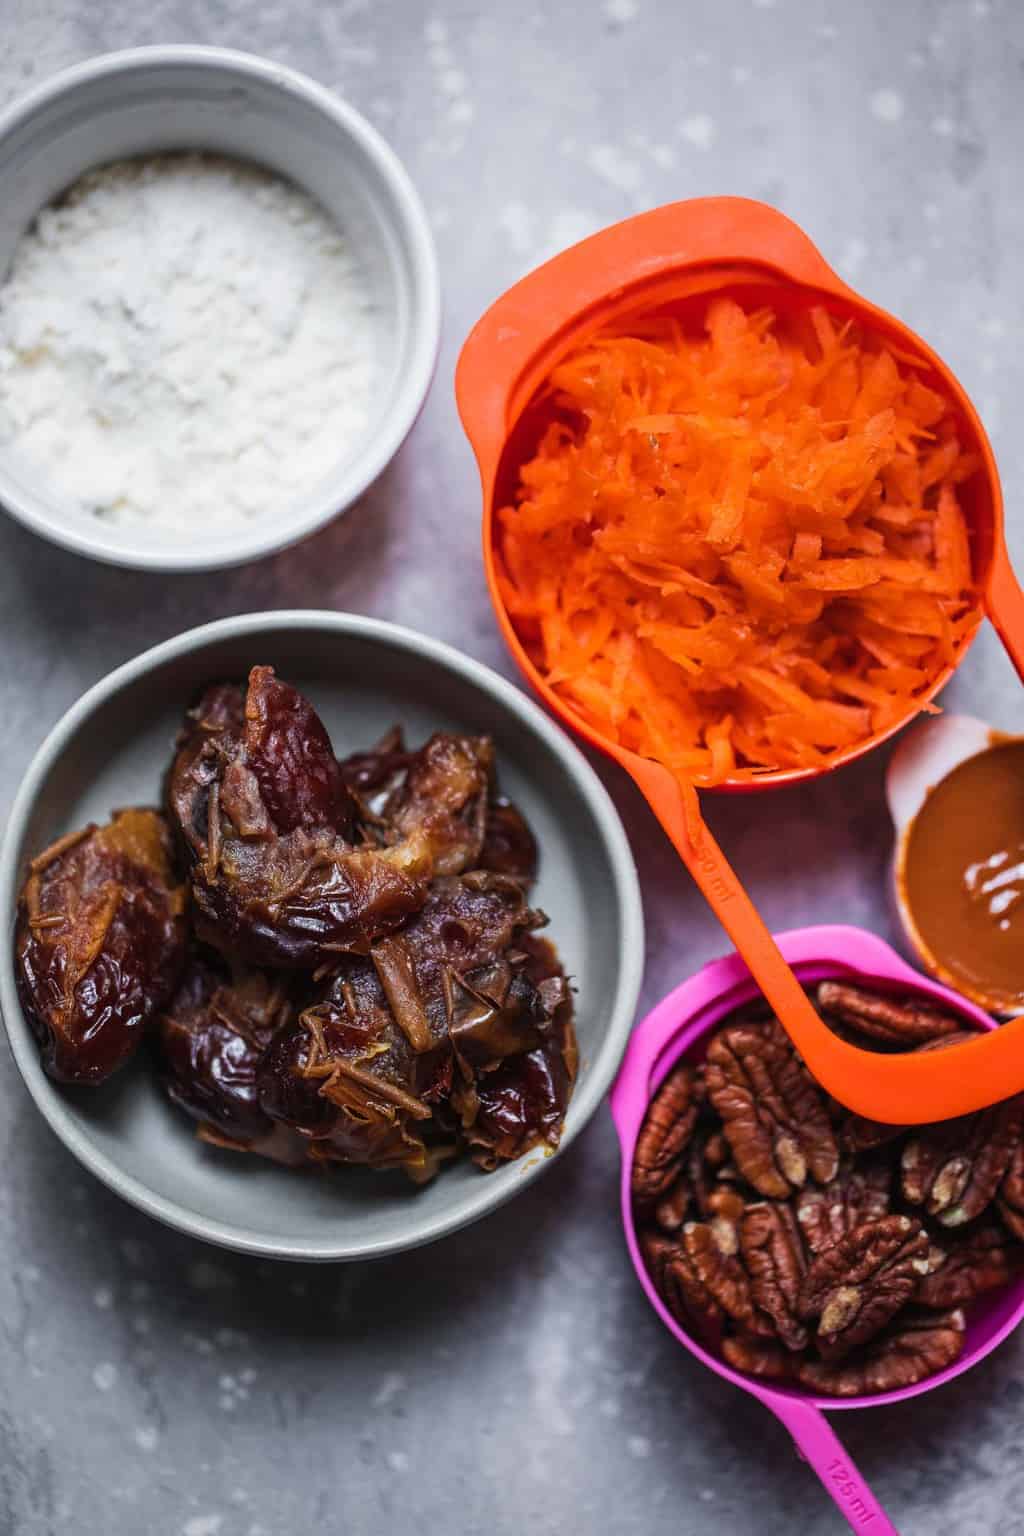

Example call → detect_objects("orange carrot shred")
497 298 980 785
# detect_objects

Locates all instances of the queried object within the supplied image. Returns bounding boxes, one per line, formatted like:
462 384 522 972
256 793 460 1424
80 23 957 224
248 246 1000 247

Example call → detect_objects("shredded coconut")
0 154 379 529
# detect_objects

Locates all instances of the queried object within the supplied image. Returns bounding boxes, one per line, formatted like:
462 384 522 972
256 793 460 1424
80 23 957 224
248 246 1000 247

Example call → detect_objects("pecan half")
705 1020 838 1198
685 1127 734 1219
795 1162 891 1257
632 1064 701 1203
660 1253 722 1341
817 981 964 1047
681 1221 770 1335
722 1334 795 1381
653 1173 692 1234
901 1097 1024 1227
641 1231 721 1341
795 1309 965 1397
798 1215 930 1361
707 1187 746 1256
740 1202 808 1351
998 1139 1024 1240
686 1125 715 1216
916 1225 1021 1308
641 1230 727 1342
640 1230 678 1295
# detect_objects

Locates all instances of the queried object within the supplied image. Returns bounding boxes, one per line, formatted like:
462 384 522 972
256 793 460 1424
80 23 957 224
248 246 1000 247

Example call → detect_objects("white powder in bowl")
0 154 379 529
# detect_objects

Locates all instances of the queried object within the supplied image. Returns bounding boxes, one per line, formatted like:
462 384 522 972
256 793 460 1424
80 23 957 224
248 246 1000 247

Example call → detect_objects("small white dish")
0 47 441 570
886 712 1023 1013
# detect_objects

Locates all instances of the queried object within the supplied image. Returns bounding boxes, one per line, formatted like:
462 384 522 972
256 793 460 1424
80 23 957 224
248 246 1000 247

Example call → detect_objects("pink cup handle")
768 1394 899 1534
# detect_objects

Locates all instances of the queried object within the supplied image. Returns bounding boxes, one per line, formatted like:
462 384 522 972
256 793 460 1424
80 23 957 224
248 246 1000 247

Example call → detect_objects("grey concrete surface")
1 1 1023 1532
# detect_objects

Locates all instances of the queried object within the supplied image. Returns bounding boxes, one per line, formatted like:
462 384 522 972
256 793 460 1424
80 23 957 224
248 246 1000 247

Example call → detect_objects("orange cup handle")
456 197 854 491
629 758 1024 1122
985 540 1024 684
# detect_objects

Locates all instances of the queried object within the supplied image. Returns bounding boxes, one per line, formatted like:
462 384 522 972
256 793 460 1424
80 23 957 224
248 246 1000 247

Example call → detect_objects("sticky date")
16 809 186 1084
167 669 433 966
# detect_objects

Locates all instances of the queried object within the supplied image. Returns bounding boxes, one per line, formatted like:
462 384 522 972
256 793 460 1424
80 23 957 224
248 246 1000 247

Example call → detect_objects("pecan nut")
641 1231 722 1342
916 1225 1021 1309
681 1220 771 1335
706 1020 838 1198
998 1139 1024 1240
653 1173 692 1235
707 1187 747 1256
795 1162 891 1256
901 1097 1024 1227
817 981 964 1046
795 1309 965 1397
721 1334 795 1381
740 1202 808 1351
635 982 1019 1401
798 1215 930 1360
640 1230 678 1295
632 1064 701 1203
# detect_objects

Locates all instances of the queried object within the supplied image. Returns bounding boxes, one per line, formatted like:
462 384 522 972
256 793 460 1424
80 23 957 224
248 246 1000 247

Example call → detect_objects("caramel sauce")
902 740 1024 1009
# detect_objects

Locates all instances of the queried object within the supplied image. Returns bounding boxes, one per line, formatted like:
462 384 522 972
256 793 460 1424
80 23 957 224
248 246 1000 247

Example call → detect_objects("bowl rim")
610 925 1024 1411
0 46 442 572
0 609 645 1261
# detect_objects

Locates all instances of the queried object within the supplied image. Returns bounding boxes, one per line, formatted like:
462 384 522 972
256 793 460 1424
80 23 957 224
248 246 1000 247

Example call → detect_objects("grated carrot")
497 298 980 785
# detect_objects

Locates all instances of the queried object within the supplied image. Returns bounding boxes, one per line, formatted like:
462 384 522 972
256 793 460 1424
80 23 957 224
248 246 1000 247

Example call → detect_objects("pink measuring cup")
610 926 1024 1534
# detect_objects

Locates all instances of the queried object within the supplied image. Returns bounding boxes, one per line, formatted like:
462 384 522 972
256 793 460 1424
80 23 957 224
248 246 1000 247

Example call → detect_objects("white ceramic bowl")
0 47 441 570
0 611 644 1260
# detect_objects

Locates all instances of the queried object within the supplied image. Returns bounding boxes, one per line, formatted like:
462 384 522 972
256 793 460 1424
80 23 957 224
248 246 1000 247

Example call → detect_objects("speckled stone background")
1 2 1023 1532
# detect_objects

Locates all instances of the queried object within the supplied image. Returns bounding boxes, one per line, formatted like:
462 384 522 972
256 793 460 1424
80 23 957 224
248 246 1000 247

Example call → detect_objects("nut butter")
899 739 1024 1012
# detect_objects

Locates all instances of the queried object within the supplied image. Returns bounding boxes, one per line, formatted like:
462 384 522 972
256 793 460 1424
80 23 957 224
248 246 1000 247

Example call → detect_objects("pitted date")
479 795 539 883
168 669 433 966
381 731 493 877
158 952 294 1145
16 809 186 1084
255 876 573 1176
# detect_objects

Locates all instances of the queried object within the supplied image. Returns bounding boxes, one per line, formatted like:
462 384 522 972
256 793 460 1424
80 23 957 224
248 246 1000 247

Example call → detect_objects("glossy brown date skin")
256 965 437 1177
157 952 294 1143
340 727 538 884
254 872 538 1117
244 666 355 835
380 731 494 876
256 877 574 1177
167 669 431 967
16 809 187 1085
479 796 539 884
460 932 577 1169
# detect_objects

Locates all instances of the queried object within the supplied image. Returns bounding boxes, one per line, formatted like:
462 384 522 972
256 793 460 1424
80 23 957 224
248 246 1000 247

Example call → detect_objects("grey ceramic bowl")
0 612 644 1260
0 47 440 570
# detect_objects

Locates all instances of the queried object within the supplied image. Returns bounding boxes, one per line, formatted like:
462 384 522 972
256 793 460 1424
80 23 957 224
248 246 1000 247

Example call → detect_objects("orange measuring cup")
456 196 1024 1125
